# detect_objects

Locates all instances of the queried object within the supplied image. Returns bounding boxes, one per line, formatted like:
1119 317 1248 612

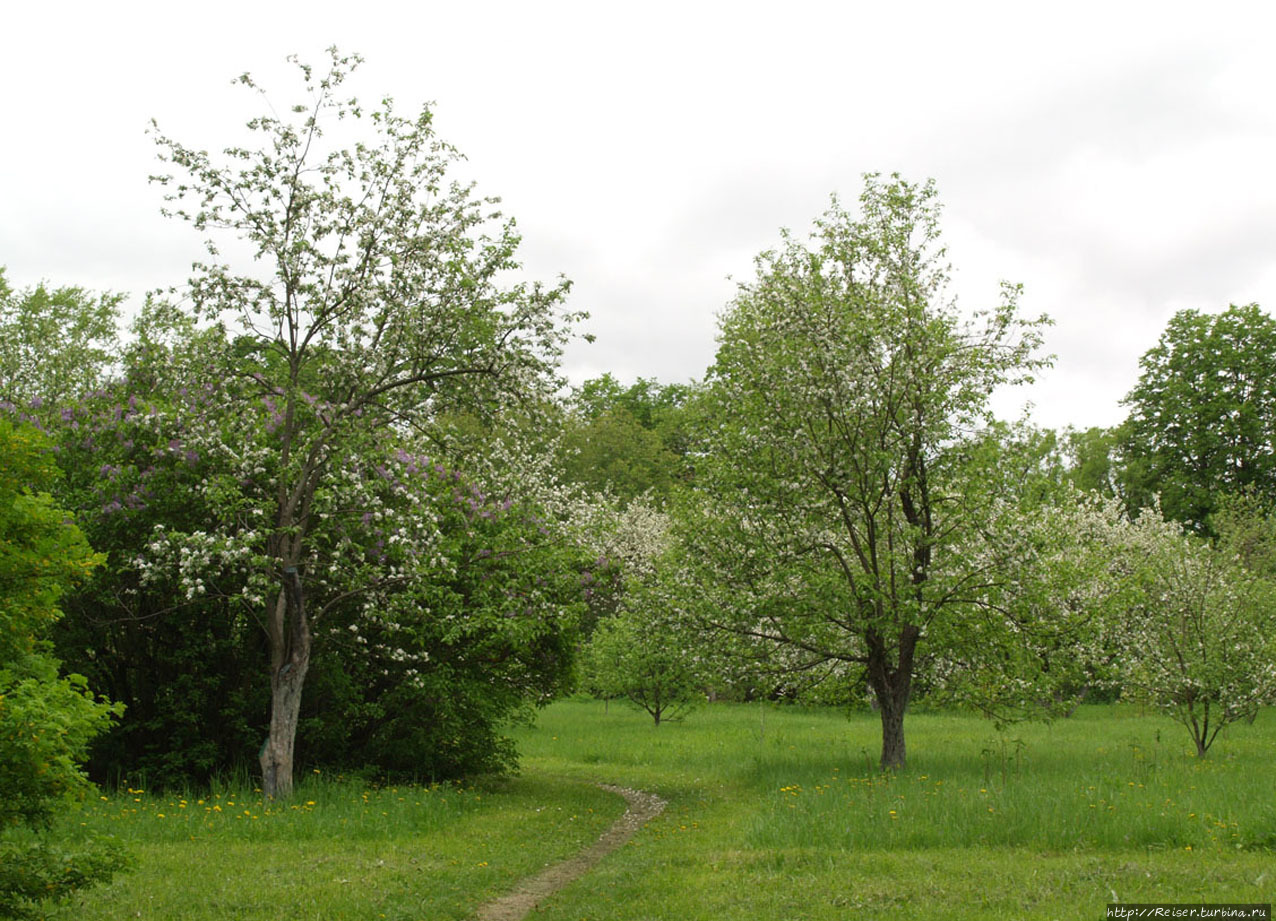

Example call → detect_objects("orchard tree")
1122 513 1276 755
687 174 1051 769
577 502 705 724
584 598 701 725
1120 303 1276 533
1063 494 1276 756
148 49 581 798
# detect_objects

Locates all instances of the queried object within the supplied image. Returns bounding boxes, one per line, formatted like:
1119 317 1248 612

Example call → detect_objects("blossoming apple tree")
147 50 584 797
684 175 1053 770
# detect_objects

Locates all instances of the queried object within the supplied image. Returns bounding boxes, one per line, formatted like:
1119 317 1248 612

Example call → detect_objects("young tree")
687 175 1050 769
1122 514 1276 755
149 50 581 797
1065 494 1276 756
584 600 701 726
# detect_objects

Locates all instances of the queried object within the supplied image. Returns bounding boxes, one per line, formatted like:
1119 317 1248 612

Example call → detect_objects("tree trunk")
866 625 919 771
877 691 907 771
260 568 311 799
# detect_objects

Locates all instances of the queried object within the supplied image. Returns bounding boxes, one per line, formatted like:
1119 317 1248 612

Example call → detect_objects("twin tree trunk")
260 568 311 799
866 625 920 772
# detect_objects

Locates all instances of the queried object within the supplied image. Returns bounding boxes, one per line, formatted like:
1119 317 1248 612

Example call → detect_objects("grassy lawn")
513 700 1275 920
42 701 1275 920
44 772 624 921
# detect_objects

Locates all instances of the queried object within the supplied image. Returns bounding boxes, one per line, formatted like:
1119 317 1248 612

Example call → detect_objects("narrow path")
473 783 667 921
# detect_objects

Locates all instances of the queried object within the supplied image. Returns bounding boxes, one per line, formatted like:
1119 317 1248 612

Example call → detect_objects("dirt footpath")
473 783 666 921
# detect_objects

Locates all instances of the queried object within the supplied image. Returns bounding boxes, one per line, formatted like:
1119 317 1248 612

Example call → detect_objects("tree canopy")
1120 303 1276 532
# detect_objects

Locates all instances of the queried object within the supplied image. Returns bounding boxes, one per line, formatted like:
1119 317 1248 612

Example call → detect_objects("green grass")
43 772 624 920
512 701 1276 920
39 702 1276 920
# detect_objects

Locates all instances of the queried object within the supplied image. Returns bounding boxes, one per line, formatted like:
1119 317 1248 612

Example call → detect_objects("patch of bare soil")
473 783 666 921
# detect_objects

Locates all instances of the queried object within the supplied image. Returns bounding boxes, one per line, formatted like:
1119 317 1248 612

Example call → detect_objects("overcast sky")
4 1 1274 430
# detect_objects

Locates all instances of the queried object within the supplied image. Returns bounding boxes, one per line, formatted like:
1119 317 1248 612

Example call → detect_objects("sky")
4 0 1274 431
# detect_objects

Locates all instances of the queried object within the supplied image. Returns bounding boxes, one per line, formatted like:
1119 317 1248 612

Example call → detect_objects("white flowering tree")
965 490 1276 756
577 500 708 723
687 175 1052 769
147 50 582 797
1102 502 1276 755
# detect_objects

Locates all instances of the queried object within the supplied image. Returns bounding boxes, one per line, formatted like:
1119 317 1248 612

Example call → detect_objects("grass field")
42 772 624 920
512 701 1275 920
43 701 1276 920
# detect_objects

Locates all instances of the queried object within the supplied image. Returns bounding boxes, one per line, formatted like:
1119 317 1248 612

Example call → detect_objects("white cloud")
3 0 1275 431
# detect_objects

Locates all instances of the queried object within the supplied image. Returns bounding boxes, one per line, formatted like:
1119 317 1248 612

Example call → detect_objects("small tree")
1115 504 1276 755
584 600 701 726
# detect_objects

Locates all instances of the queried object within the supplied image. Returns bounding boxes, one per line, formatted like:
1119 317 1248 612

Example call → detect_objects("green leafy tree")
560 408 680 501
685 174 1051 769
1062 425 1121 499
147 49 582 798
0 268 123 409
0 419 128 918
560 375 693 502
1120 303 1276 533
583 589 701 725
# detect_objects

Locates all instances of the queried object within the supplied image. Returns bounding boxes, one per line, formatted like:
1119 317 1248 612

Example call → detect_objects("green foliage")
1023 492 1276 756
584 596 701 725
0 267 123 409
0 656 121 830
683 174 1051 768
30 340 272 788
560 375 693 501
0 419 128 915
1120 303 1276 532
559 407 680 501
145 48 584 797
1117 503 1276 754
300 470 587 780
0 839 131 920
1061 425 1121 497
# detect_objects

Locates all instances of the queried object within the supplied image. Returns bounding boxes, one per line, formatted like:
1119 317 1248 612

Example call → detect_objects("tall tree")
560 375 693 501
687 174 1050 769
149 49 581 797
1120 303 1276 533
